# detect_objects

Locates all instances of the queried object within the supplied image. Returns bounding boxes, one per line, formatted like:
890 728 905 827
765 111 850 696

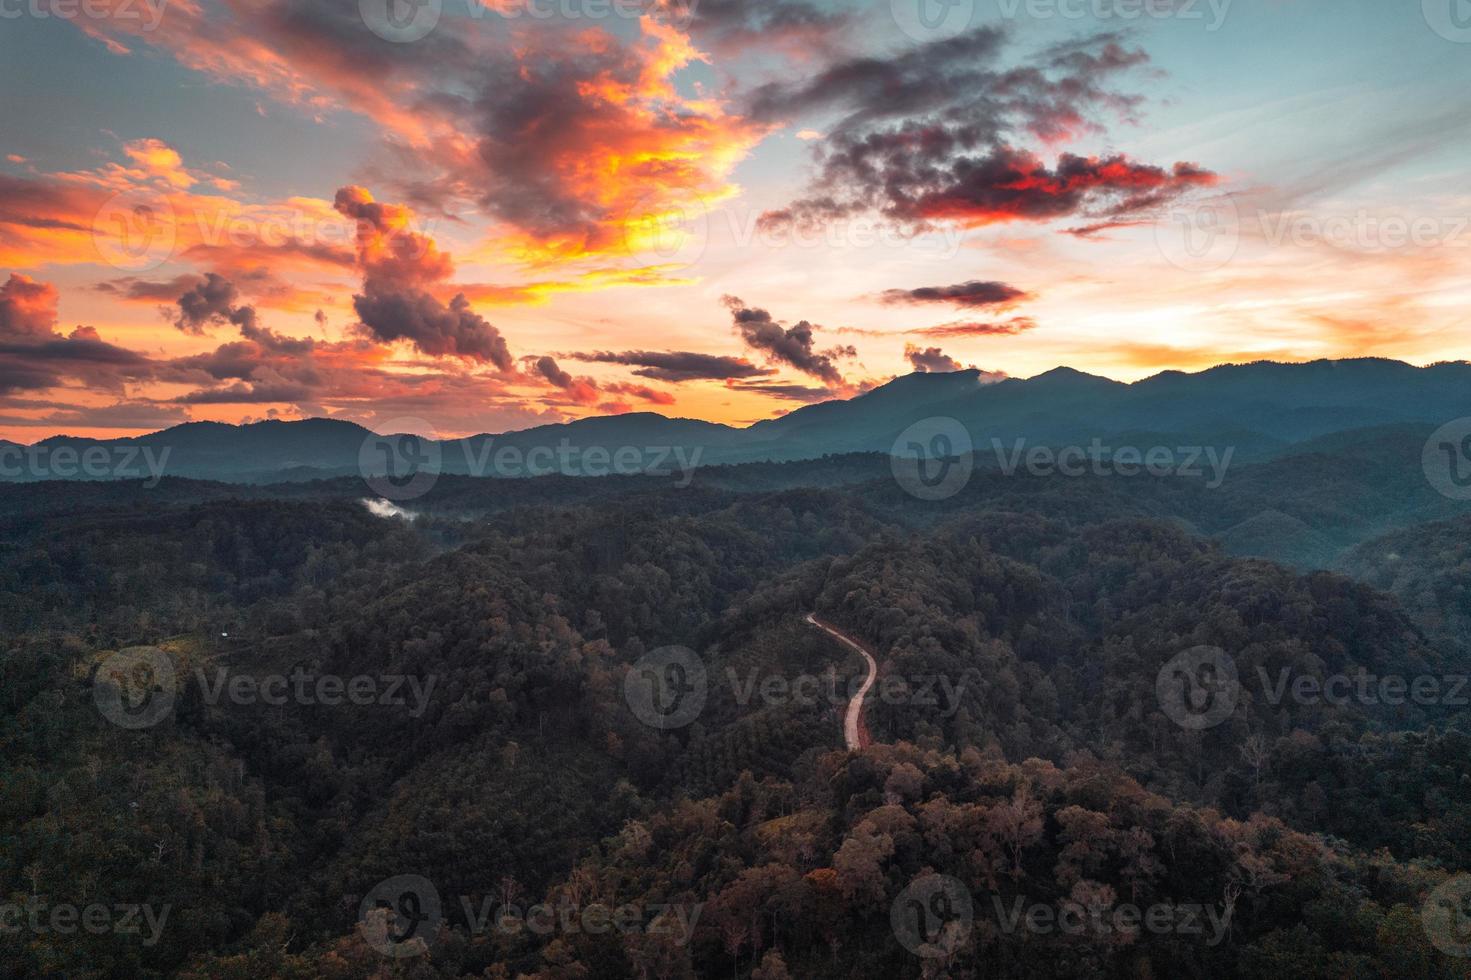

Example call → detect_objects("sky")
0 0 1468 440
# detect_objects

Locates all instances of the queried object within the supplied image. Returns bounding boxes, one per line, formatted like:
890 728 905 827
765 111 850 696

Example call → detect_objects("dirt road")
805 613 878 750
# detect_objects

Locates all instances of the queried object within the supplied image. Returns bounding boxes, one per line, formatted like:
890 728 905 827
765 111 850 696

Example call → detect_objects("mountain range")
5 357 1470 483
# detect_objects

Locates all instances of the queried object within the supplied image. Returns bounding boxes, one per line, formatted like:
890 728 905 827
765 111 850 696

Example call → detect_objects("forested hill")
4 435 1471 978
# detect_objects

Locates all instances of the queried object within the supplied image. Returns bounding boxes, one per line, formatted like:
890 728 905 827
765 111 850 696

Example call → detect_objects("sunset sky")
1 0 1468 440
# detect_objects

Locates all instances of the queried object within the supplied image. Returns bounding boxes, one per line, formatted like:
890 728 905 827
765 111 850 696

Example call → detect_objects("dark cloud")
603 381 675 406
912 317 1039 338
333 186 513 367
170 272 259 334
754 30 1216 234
532 355 575 390
904 345 966 373
0 275 155 394
564 349 773 383
353 289 512 367
724 296 846 387
880 280 1030 308
524 355 599 405
730 381 834 403
171 382 315 405
0 274 61 339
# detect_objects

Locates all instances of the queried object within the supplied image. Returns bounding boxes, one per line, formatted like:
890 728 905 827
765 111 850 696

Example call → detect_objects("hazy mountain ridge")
5 358 1470 482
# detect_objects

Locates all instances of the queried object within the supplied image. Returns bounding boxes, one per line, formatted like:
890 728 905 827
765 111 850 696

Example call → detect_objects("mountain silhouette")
5 358 1469 482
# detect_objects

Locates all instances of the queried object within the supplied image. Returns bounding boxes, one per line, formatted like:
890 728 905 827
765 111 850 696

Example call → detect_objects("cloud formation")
880 280 1030 309
724 296 848 387
335 186 513 367
566 349 774 382
0 274 154 395
755 30 1217 234
904 344 966 373
912 318 1039 338
171 272 259 334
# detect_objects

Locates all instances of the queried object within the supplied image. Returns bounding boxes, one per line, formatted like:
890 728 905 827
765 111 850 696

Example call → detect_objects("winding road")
805 613 878 751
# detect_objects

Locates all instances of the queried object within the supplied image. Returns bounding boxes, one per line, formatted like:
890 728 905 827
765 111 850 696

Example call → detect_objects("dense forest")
3 427 1471 977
